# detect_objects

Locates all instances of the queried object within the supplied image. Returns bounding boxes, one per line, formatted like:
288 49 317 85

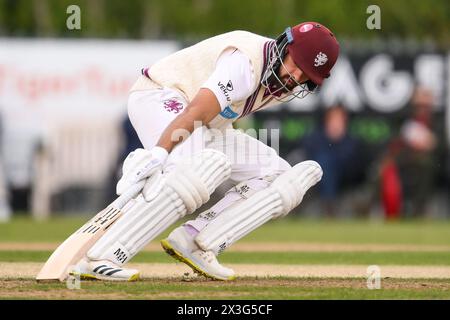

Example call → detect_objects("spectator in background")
302 105 358 217
395 87 437 218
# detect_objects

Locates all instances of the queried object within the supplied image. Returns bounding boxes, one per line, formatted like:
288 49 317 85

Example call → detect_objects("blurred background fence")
0 0 448 221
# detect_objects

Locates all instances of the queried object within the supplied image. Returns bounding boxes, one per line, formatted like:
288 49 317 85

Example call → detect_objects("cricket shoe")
161 226 235 281
69 258 140 281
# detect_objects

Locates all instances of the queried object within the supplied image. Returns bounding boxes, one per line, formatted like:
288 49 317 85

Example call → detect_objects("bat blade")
35 206 123 282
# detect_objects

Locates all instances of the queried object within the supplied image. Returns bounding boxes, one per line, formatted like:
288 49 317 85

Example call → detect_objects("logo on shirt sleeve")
217 80 234 102
219 106 239 119
163 98 184 114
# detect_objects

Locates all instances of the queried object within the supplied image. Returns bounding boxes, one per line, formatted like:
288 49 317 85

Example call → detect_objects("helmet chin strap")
261 28 317 102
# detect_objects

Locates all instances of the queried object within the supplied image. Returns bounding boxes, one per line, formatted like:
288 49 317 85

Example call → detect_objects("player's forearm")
157 89 221 153
156 108 203 153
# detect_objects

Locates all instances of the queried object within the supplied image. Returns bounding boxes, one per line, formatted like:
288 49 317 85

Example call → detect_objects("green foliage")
0 0 449 46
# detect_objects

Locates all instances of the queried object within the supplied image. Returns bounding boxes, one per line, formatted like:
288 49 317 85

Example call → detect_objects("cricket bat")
35 181 145 282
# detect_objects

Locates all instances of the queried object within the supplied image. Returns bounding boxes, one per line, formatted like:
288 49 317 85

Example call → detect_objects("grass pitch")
0 216 449 300
2 278 450 300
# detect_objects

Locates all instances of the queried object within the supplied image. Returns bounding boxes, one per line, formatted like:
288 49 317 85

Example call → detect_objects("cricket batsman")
71 22 340 281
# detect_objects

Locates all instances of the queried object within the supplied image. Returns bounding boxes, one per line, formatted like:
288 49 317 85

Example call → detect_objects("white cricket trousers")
127 88 291 184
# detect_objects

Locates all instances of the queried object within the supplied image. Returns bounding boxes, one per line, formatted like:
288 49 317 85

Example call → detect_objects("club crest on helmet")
314 52 328 67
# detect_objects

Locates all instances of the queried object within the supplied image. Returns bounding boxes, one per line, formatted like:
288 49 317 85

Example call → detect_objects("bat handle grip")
110 180 146 210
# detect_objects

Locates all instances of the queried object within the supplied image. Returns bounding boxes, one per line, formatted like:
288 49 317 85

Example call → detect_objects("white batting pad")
195 160 322 255
87 149 231 265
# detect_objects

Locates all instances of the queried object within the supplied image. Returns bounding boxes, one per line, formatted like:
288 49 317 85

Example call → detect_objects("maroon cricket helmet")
286 22 340 86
